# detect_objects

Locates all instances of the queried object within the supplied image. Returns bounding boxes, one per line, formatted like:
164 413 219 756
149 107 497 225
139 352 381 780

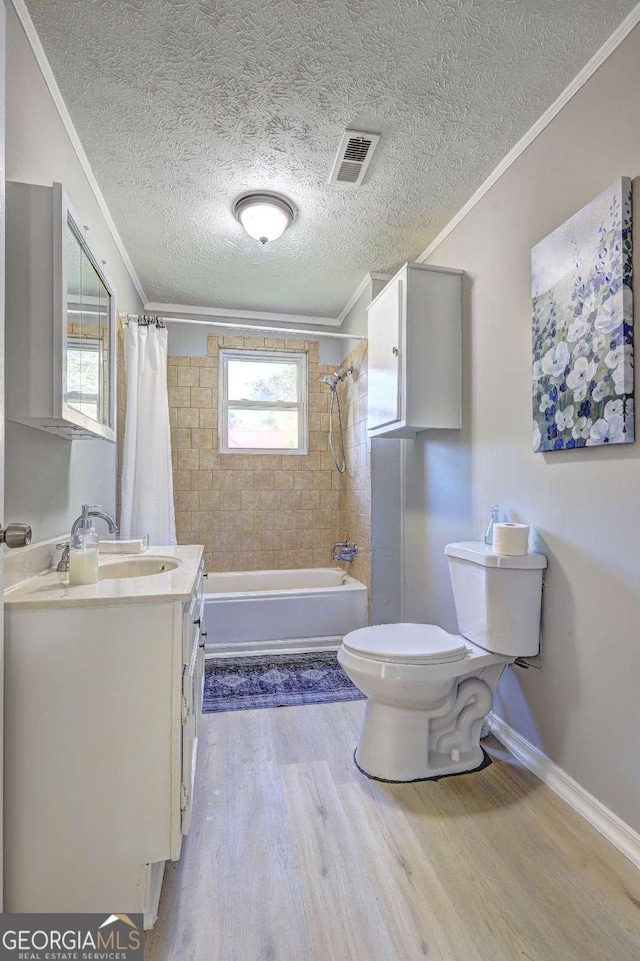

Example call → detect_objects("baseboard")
205 635 342 658
488 713 640 871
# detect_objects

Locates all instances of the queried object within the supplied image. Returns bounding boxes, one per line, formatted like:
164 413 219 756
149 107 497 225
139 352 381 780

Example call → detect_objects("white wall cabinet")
4 560 205 928
367 263 462 438
6 181 116 441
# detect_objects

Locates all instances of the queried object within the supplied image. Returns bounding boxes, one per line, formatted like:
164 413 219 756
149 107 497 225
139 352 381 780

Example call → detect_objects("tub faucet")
333 541 359 563
70 506 118 537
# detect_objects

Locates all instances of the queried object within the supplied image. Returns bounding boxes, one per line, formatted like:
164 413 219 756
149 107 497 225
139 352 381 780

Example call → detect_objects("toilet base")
352 745 492 783
354 676 494 782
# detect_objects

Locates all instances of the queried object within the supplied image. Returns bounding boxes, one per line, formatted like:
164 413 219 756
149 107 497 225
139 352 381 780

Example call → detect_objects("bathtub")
203 567 368 655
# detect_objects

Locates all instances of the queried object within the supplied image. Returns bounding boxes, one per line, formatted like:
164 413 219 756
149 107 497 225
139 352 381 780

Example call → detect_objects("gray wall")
408 25 640 830
4 4 142 541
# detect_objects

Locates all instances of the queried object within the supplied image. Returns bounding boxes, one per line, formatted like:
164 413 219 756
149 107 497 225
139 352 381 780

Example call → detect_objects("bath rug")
352 746 492 784
202 651 366 713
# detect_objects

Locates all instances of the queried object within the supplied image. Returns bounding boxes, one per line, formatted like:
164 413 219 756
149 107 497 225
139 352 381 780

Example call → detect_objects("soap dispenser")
484 505 500 549
69 505 99 586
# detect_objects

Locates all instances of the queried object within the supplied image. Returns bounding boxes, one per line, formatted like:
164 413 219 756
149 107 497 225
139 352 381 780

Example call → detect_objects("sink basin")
98 556 180 580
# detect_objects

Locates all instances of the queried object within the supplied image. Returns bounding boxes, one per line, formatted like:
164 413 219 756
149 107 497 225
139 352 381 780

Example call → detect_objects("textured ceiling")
26 0 636 317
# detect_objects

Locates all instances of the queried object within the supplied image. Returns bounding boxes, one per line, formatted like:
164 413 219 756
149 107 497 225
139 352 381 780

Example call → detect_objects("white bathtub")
203 567 368 656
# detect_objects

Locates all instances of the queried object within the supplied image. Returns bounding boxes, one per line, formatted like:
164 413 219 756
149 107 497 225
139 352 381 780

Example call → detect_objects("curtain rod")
120 313 365 341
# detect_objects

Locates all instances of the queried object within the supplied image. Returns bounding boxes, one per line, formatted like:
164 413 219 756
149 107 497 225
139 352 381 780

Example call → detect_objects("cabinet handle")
392 346 399 356
199 630 208 649
193 617 201 627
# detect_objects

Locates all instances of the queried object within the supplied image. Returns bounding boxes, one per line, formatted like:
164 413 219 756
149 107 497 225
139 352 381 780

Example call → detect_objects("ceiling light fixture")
234 193 295 245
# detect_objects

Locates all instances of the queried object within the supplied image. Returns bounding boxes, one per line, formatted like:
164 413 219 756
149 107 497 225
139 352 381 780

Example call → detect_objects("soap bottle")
484 505 500 549
69 505 99 586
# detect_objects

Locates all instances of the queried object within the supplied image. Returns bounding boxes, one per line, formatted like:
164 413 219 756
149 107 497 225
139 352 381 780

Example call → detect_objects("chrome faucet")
333 541 359 563
70 506 118 537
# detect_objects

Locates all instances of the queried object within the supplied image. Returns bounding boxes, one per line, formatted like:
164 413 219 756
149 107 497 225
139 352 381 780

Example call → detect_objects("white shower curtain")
120 321 177 545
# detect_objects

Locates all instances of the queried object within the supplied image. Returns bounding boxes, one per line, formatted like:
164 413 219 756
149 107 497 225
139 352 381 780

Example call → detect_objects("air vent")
329 129 381 186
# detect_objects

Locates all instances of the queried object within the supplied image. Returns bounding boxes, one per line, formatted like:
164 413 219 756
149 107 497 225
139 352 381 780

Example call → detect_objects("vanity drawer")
182 564 205 665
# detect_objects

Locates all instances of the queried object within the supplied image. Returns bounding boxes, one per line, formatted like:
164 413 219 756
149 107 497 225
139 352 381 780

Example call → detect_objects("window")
219 349 307 454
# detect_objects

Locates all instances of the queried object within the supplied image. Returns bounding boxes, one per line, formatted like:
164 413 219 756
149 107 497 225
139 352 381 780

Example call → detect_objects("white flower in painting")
572 416 592 440
586 414 625 446
539 392 554 413
594 302 622 333
571 339 590 359
592 333 607 353
592 379 609 402
605 346 633 395
605 346 624 370
566 356 597 401
532 422 541 452
541 341 570 378
567 318 588 343
604 399 623 419
613 358 633 395
532 360 542 382
624 398 635 439
555 405 574 431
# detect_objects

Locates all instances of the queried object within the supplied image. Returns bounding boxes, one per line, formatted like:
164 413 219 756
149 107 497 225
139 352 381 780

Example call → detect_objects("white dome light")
234 193 295 245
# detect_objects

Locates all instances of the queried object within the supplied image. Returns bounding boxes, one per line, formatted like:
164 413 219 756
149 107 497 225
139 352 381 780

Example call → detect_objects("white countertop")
4 544 204 612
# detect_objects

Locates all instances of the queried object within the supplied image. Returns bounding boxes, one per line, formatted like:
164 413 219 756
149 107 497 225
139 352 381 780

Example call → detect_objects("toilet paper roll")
492 523 530 556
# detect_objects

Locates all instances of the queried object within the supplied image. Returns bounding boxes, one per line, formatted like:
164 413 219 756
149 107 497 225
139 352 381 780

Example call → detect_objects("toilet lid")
342 624 469 665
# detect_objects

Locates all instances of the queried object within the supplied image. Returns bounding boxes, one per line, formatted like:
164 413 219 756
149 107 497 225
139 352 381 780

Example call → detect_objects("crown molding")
144 301 342 328
417 2 640 264
489 713 640 870
335 271 392 326
10 0 147 304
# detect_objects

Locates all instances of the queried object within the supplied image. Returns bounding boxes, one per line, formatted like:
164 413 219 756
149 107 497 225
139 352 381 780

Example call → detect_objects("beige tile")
221 530 262 553
219 490 243 511
166 366 177 387
261 530 282 551
206 334 219 355
261 490 283 511
191 470 213 490
199 408 217 428
253 510 276 531
312 471 333 490
264 338 285 350
207 552 236 572
172 470 191 491
190 387 213 408
192 428 214 449
199 449 220 470
176 449 200 471
175 511 192 534
298 489 320 510
274 471 294 490
293 471 314 490
177 407 200 428
198 490 221 511
177 366 199 387
242 490 263 511
192 511 213 533
199 367 217 388
168 386 191 408
222 335 245 348
168 355 191 367
214 510 252 531
243 337 265 349
251 470 274 490
169 408 177 429
190 354 216 367
320 489 339 511
170 428 191 450
175 490 199 512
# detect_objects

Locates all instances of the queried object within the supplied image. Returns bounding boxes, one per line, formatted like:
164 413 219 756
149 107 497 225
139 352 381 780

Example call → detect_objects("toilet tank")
445 541 547 657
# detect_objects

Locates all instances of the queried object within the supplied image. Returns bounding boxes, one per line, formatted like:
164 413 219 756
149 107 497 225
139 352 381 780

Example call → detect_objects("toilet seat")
342 623 469 665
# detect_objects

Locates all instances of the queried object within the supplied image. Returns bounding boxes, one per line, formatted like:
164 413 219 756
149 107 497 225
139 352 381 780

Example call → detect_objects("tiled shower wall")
334 340 371 594
117 329 372 601
166 335 342 573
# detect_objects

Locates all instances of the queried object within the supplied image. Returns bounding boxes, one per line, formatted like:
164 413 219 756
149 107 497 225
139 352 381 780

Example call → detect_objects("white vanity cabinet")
6 181 116 441
367 262 462 438
4 552 205 929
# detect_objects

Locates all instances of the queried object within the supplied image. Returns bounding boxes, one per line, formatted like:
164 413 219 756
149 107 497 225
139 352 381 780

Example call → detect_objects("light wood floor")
145 700 640 961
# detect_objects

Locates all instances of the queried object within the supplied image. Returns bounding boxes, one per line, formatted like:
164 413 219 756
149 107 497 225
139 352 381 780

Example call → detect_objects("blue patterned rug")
203 651 366 713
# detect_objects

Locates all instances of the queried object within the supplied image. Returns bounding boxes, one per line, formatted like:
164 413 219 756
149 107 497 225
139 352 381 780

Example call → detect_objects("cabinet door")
367 276 403 430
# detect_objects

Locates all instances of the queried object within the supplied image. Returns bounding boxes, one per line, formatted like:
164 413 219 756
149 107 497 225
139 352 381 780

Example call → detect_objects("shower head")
319 366 353 390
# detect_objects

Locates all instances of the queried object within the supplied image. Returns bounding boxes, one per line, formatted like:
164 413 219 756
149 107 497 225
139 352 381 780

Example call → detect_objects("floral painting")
532 178 634 452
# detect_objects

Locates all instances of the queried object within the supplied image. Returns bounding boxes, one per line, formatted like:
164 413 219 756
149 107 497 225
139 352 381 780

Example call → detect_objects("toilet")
338 541 547 782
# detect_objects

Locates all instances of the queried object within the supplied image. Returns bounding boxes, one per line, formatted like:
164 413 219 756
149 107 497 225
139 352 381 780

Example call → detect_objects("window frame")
218 348 308 455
